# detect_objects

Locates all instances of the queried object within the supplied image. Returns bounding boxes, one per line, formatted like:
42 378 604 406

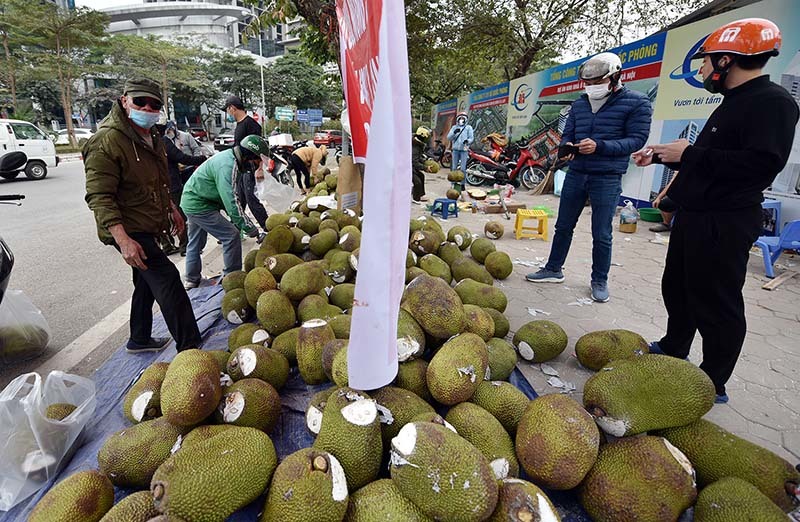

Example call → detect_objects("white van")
0 119 59 180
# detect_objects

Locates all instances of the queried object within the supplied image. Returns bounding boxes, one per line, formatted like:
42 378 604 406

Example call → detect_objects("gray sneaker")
591 281 610 302
525 268 565 283
184 280 199 290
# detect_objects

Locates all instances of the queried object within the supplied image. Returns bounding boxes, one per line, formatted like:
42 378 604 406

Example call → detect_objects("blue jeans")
451 149 469 189
544 172 622 283
185 210 242 284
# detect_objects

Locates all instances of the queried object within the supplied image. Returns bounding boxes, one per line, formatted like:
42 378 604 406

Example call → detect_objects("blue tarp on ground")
0 285 592 521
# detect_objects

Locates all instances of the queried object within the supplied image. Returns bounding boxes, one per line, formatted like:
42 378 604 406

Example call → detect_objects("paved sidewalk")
414 170 800 462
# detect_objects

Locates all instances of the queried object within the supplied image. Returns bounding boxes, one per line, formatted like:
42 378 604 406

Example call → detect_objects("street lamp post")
252 7 267 131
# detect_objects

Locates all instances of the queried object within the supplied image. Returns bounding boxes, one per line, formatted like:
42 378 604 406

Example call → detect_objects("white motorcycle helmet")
578 52 623 84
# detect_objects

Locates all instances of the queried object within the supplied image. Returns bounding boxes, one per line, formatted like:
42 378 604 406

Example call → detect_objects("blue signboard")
308 109 323 126
296 109 309 123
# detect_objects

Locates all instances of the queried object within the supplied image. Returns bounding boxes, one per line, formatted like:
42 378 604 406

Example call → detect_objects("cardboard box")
267 133 293 147
337 156 363 213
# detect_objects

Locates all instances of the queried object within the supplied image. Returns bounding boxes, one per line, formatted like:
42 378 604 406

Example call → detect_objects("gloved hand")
256 232 266 244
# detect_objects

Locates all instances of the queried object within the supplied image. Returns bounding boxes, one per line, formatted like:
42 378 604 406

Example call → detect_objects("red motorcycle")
465 137 548 190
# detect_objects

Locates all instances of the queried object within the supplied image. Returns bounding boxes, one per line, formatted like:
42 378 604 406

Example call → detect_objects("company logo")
458 100 467 113
668 34 710 89
512 83 533 111
719 27 741 43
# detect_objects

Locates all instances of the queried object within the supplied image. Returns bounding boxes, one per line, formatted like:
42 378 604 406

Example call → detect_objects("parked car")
187 125 208 142
313 130 343 147
214 128 235 151
0 119 59 180
54 128 94 146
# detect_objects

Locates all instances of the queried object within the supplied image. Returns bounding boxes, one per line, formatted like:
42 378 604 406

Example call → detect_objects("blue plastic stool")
761 199 782 236
431 198 458 219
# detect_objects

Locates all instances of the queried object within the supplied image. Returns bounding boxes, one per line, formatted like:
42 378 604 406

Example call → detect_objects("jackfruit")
314 387 383 491
338 225 361 252
221 270 246 292
298 294 338 323
444 226 471 251
327 251 354 285
323 247 344 263
470 237 496 263
451 257 494 285
319 219 340 234
325 173 338 189
28 470 114 522
470 381 530 436
298 216 321 235
424 159 439 173
345 478 433 522
271 327 299 365
426 332 489 405
243 267 277 308
255 225 294 266
575 329 649 371
331 345 349 387
484 251 512 279
371 386 435 445
655 418 800 511
264 253 304 281
488 479 561 522
179 425 235 450
694 477 787 521
297 319 335 384
0 323 49 363
160 349 222 427
98 417 191 489
227 323 269 352
98 491 158 522
322 339 348 381
310 228 340 257
290 227 311 254
463 304 495 341
227 344 289 389
329 284 355 310
484 221 505 240
445 402 519 478
281 263 327 301
395 359 431 402
418 254 451 284
405 266 426 283
452 278 507 313
516 394 599 490
221 288 251 324
256 289 296 336
123 362 169 423
328 314 351 339
446 188 460 200
579 436 696 522
437 241 463 265
422 219 445 241
404 248 417 268
46 402 76 421
512 320 567 363
396 309 426 361
409 230 440 257
409 412 457 431
390 422 499 521
484 308 510 338
400 274 466 339
151 427 277 522
265 213 291 231
486 338 517 380
583 354 715 437
260 448 348 522
244 249 258 272
447 170 464 182
213 378 281 432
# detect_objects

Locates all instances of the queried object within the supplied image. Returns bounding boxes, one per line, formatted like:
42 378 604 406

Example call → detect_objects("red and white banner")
337 0 412 390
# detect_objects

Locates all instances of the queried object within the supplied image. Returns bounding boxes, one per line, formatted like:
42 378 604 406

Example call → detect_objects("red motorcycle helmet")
692 18 781 59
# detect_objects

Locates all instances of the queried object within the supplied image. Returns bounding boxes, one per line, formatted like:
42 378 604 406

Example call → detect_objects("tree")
261 52 341 118
206 51 263 108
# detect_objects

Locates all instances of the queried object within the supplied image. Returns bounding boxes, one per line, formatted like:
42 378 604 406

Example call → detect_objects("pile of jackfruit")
27 208 800 522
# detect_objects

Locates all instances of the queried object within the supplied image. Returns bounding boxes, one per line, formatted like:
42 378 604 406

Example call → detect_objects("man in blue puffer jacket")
526 52 652 302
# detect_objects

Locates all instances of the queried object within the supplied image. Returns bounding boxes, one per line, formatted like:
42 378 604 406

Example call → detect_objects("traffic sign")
275 106 294 121
308 108 323 126
296 109 309 123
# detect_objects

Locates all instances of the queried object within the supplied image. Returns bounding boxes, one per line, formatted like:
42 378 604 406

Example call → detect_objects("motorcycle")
264 146 295 188
0 151 28 306
426 139 452 169
465 137 548 190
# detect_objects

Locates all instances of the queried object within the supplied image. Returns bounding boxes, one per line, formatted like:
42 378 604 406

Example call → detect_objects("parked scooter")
0 152 28 307
426 139 452 169
465 137 548 190
264 146 295 188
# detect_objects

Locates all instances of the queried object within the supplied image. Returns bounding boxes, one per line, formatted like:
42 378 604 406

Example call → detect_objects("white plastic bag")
0 290 51 365
554 169 567 196
0 371 96 511
256 174 297 213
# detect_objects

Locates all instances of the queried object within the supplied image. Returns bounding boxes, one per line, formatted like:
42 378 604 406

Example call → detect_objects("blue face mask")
226 113 236 123
129 108 160 129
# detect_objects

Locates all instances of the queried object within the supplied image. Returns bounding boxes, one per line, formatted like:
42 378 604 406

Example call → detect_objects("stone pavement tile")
747 420 783 446
734 359 795 390
782 431 800 461
726 391 800 432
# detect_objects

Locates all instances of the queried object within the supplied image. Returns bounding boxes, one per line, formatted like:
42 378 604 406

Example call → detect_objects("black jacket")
666 76 799 211
233 116 263 147
163 136 205 193
412 137 426 173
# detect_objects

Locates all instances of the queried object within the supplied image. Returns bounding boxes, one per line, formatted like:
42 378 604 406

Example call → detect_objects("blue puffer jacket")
561 86 652 175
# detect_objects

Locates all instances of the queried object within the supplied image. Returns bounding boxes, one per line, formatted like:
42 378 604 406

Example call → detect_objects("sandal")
649 222 671 233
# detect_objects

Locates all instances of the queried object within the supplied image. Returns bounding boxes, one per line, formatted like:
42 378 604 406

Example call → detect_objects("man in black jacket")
633 18 798 404
411 126 430 203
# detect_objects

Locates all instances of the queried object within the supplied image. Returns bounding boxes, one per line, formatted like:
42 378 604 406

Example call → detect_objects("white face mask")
585 83 611 100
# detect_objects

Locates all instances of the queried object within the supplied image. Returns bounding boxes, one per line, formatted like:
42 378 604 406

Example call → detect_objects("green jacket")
180 149 255 234
84 101 172 245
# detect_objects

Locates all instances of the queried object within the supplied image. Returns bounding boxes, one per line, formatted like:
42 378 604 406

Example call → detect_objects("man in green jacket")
180 135 268 289
84 78 202 353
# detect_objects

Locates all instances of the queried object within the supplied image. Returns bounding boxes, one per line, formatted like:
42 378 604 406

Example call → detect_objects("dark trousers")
412 169 425 201
657 206 762 395
235 169 268 230
170 190 188 248
125 233 202 351
290 154 311 189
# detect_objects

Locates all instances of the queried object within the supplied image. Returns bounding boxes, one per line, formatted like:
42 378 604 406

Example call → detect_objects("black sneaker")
126 337 170 353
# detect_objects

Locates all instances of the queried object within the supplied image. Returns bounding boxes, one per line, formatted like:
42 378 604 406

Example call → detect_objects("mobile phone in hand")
558 144 579 157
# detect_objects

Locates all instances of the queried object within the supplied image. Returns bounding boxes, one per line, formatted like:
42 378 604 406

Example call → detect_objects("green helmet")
239 134 269 158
